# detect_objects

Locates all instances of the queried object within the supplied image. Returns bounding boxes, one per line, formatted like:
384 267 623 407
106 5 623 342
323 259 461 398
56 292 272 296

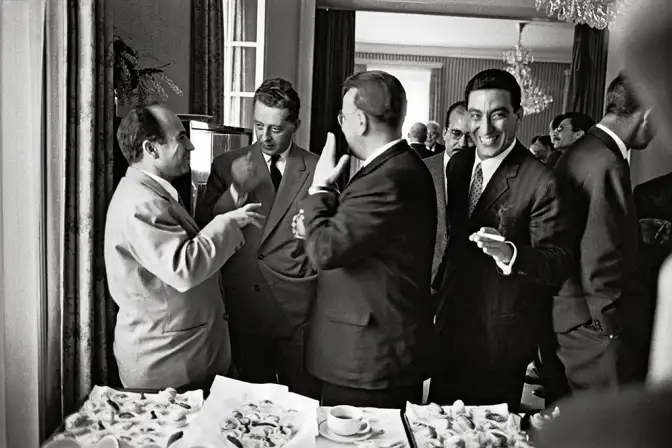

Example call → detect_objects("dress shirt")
309 138 402 195
443 151 450 202
470 139 518 275
140 169 179 203
596 124 629 159
231 143 292 205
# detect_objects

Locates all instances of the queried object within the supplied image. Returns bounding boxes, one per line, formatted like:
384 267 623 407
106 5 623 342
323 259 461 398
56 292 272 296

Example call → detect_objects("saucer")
318 420 373 443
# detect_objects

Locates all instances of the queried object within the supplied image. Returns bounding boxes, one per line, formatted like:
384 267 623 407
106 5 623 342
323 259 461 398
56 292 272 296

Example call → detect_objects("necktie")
270 154 282 191
468 163 483 217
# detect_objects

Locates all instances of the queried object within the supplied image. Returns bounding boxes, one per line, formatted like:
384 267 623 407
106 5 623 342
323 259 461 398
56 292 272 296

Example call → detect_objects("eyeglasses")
447 129 471 140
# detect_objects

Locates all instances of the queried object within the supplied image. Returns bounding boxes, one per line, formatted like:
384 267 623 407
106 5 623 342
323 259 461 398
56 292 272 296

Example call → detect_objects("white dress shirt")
596 123 629 159
140 169 179 203
470 139 518 275
443 151 451 203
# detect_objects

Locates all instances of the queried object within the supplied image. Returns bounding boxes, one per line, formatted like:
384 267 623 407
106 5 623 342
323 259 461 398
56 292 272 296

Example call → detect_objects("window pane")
227 46 257 93
225 96 255 129
225 0 258 42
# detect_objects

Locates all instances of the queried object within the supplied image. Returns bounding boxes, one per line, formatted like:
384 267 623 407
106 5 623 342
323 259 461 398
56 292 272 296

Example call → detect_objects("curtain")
310 8 355 186
566 24 609 120
43 0 117 438
191 0 224 124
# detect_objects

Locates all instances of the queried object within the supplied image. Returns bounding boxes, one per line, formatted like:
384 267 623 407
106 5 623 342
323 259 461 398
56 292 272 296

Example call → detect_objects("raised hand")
231 152 262 193
469 227 513 264
226 203 265 229
312 132 350 188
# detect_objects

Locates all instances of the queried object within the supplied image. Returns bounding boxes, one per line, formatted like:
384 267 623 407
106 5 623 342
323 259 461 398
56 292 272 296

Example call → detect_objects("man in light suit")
299 70 437 409
430 69 574 410
425 100 474 290
195 78 320 398
105 104 264 389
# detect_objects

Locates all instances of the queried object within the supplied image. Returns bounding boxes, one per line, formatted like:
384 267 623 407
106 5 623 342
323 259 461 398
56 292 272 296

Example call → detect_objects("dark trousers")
230 326 321 399
537 326 571 406
320 381 423 409
557 323 619 392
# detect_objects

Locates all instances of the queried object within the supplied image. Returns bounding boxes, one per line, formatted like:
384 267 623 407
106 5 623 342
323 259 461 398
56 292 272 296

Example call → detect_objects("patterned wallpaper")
356 52 570 147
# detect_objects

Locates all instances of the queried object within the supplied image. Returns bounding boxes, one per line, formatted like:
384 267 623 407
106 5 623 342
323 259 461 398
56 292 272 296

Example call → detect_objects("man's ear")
575 130 585 139
356 110 368 136
292 118 301 134
142 140 159 159
643 107 654 125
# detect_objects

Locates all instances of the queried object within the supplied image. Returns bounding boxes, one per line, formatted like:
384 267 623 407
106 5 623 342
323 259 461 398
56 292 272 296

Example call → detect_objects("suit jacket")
553 127 641 336
544 148 565 169
301 140 437 389
430 143 446 155
435 142 573 375
195 143 319 337
410 142 434 159
104 167 245 389
425 153 448 287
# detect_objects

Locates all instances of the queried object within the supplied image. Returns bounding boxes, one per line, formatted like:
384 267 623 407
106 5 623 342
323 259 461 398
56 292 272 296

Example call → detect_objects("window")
223 0 266 129
364 64 432 137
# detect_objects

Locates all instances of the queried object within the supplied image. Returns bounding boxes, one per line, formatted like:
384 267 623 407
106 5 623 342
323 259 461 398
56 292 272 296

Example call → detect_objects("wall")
113 0 191 114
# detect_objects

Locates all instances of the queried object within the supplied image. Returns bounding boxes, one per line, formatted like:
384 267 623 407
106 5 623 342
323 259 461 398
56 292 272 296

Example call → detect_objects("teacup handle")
356 419 371 435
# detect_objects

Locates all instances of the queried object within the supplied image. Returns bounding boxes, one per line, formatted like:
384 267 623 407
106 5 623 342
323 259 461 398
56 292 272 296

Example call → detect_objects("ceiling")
355 12 575 62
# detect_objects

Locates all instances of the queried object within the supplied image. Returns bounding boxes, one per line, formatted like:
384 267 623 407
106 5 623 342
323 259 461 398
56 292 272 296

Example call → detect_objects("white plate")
318 420 373 444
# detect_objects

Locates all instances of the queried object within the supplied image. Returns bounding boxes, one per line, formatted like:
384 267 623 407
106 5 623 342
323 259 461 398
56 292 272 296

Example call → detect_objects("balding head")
408 122 428 144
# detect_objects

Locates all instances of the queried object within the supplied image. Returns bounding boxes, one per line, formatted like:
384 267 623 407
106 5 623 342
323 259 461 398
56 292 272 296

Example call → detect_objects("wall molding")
356 57 443 69
355 42 572 64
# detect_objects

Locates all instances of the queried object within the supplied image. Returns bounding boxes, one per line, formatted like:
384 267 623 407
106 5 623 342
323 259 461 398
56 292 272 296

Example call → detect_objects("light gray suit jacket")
425 153 448 288
104 167 245 389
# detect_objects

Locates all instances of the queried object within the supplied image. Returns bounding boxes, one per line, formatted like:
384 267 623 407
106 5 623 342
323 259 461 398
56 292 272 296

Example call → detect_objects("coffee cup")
327 405 371 436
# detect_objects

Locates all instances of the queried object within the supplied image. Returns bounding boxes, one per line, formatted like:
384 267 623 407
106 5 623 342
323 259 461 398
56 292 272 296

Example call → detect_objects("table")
316 407 411 448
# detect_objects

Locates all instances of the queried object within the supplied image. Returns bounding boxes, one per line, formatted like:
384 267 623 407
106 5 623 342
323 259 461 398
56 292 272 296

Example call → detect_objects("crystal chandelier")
503 23 553 116
534 0 624 30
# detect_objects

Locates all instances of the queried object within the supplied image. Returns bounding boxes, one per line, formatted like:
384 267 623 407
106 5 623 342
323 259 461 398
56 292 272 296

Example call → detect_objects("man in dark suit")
553 73 656 392
425 101 474 289
546 112 595 169
427 120 446 155
195 78 320 398
408 122 434 159
299 70 437 409
430 69 574 410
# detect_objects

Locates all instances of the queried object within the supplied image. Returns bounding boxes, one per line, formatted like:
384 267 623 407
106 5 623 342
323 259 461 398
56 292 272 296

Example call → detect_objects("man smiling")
430 69 574 409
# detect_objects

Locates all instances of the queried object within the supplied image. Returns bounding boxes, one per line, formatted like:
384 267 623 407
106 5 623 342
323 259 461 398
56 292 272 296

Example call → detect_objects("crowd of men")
105 63 662 413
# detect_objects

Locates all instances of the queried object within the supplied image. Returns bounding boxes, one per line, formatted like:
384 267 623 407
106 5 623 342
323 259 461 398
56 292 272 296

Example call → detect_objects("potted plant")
113 35 183 109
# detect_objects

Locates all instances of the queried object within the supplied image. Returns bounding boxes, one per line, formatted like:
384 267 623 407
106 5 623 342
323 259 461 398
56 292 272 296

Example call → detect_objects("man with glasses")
426 121 446 155
546 112 595 168
425 101 474 290
299 70 436 408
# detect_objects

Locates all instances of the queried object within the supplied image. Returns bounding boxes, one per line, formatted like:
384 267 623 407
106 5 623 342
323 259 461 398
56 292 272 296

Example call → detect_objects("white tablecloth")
316 407 410 447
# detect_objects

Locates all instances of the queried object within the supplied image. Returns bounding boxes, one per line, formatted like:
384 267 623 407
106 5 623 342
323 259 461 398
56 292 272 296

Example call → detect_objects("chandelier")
503 23 553 116
534 0 624 30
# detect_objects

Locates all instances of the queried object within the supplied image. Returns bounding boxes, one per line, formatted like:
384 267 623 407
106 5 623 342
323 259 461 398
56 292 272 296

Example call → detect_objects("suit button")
223 313 230 321
258 254 264 260
253 285 260 292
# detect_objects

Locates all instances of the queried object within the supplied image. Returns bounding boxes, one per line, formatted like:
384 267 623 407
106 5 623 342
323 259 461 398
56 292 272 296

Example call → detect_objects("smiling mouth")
479 135 499 145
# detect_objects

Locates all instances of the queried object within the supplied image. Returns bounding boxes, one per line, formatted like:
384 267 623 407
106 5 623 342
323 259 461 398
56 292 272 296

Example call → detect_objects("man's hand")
470 227 513 264
225 203 265 229
231 152 262 193
291 209 306 239
312 132 350 188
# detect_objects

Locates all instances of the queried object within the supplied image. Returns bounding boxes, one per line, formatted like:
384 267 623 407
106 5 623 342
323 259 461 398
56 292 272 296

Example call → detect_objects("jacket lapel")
447 148 476 224
345 140 408 189
469 142 523 222
260 145 309 244
249 145 276 226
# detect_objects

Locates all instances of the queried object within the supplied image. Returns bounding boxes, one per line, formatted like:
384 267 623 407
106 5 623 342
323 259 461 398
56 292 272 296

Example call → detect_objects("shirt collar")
596 124 628 159
362 139 402 168
139 169 179 202
443 150 451 170
262 142 292 163
474 138 517 168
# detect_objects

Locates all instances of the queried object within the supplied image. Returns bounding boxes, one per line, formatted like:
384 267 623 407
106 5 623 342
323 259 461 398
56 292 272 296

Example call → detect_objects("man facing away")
408 122 434 159
195 78 321 398
425 100 474 290
105 104 264 389
426 120 446 155
300 70 437 409
553 73 656 391
430 69 574 410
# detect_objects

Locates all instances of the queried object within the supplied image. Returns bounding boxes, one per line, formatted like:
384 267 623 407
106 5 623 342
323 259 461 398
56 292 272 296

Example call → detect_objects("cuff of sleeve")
309 185 338 195
495 241 517 275
229 183 248 207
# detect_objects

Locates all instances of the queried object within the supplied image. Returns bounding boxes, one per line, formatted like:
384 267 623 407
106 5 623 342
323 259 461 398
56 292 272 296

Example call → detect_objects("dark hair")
465 69 522 112
116 103 165 164
605 72 643 117
445 101 467 128
531 135 553 148
253 78 301 123
342 70 407 130
563 112 595 132
551 114 564 130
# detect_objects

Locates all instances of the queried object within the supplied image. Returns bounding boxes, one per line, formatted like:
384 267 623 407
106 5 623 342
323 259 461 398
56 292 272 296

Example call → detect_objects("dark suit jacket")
553 127 641 336
410 142 434 159
195 143 319 337
425 153 448 287
435 142 573 376
300 140 437 389
544 148 565 169
430 143 446 155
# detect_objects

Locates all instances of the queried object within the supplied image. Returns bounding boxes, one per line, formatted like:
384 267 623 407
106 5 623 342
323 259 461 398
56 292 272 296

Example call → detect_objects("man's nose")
186 138 195 151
